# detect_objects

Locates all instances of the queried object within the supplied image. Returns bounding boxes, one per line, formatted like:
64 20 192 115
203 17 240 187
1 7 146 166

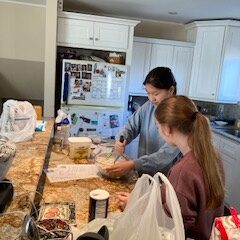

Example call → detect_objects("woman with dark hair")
106 67 180 177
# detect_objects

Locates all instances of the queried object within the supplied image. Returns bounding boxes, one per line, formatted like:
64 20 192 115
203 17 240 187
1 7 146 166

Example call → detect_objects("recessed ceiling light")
168 11 178 15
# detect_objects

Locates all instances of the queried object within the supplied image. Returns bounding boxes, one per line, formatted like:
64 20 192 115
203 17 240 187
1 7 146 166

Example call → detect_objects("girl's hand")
114 139 127 154
106 160 135 176
116 192 130 210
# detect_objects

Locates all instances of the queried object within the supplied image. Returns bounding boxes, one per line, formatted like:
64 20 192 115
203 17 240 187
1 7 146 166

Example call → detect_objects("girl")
106 67 180 177
156 95 224 239
118 95 224 239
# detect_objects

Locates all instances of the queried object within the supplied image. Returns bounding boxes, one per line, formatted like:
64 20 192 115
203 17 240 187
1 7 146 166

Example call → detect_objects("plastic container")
52 126 64 153
68 137 92 160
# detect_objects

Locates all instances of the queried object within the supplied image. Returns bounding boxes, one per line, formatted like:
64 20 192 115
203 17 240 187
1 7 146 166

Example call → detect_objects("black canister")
88 189 109 222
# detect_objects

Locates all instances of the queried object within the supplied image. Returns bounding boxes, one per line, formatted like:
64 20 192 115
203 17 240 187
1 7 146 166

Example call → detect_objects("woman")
119 95 225 239
106 67 180 177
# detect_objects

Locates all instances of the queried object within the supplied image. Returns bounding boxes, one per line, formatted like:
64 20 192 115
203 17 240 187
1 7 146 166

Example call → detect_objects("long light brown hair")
155 95 224 209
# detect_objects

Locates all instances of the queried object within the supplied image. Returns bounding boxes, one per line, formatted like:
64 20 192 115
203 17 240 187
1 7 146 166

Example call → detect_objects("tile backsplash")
194 100 240 122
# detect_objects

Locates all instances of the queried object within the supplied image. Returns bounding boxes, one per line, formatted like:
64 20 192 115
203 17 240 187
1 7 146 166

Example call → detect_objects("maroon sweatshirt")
165 151 224 240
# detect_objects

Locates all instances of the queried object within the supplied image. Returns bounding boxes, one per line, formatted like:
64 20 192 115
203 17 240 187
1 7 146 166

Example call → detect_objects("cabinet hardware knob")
95 38 99 41
212 93 215 96
89 37 93 40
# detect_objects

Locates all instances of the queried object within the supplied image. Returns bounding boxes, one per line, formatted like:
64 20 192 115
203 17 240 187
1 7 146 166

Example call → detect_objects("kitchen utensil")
21 214 40 240
95 153 120 178
105 136 124 160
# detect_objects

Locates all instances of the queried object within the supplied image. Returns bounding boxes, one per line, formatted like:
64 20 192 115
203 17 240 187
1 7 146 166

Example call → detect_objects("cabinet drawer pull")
89 37 93 40
95 38 99 41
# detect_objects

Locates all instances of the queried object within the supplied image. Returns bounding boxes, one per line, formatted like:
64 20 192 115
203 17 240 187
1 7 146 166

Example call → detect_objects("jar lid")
90 189 109 200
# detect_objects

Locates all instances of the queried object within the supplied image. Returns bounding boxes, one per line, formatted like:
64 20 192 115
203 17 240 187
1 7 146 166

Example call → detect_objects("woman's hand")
114 139 127 154
116 191 130 210
106 160 135 176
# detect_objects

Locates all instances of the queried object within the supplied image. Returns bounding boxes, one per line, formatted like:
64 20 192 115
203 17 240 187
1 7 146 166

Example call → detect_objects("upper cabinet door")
150 44 174 70
128 41 151 95
189 26 225 100
57 18 94 47
218 26 240 103
172 46 193 95
57 14 136 51
94 22 129 49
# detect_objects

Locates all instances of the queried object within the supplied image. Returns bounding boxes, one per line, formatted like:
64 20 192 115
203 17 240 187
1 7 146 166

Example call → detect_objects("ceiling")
63 0 240 24
6 0 240 24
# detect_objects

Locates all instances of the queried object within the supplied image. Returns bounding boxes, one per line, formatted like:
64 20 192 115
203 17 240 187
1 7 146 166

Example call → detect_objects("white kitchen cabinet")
186 20 240 103
218 26 240 102
212 132 240 210
57 12 139 52
128 42 151 95
58 18 94 47
150 44 174 69
128 37 194 96
172 46 194 95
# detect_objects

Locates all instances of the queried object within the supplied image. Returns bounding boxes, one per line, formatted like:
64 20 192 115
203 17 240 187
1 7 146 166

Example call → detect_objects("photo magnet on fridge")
109 115 119 128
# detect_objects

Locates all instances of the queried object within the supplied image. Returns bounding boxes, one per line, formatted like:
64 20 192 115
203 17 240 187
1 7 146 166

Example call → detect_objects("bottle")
53 126 63 153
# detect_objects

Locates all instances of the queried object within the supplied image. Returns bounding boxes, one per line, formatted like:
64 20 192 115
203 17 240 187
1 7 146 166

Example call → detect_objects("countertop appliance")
0 179 14 213
60 59 128 138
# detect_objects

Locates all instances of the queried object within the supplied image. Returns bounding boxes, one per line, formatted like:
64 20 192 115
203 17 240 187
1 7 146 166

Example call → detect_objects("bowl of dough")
95 152 125 179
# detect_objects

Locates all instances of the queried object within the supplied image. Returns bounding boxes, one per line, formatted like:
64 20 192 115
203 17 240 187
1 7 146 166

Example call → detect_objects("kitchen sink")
218 128 240 138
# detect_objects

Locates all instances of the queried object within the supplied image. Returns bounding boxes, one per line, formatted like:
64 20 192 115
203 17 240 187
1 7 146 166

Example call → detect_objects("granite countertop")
41 151 136 230
0 118 54 239
211 125 240 143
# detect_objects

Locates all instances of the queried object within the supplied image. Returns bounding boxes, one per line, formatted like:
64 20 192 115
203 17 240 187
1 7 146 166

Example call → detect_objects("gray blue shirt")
118 100 180 176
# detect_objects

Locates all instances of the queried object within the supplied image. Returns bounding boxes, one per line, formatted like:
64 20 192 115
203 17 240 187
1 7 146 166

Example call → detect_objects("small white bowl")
214 121 228 126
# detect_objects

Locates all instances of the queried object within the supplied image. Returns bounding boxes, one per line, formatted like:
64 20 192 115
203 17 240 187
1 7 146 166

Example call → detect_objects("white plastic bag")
0 100 37 142
111 173 185 240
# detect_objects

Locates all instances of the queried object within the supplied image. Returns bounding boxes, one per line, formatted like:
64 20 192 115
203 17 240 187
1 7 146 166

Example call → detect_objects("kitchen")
1 0 240 239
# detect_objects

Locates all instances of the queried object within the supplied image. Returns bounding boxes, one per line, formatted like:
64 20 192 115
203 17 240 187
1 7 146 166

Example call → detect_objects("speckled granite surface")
212 127 240 143
41 151 136 230
5 118 54 210
0 118 54 239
